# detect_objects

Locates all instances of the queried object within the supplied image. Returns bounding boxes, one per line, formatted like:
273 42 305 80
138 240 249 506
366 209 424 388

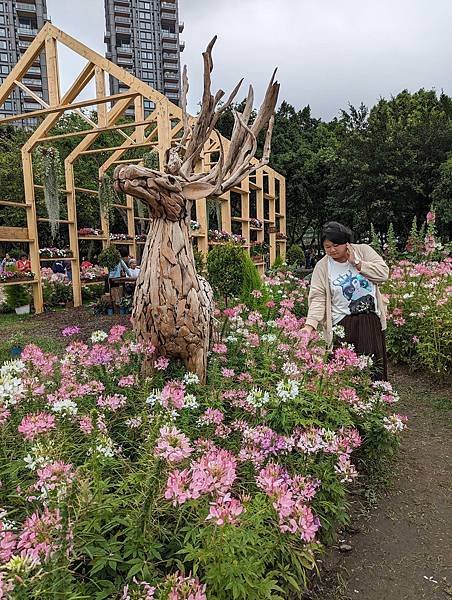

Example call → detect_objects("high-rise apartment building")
0 0 49 123
104 0 184 112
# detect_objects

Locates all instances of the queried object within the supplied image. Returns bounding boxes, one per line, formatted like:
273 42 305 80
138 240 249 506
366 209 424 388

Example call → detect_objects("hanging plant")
142 150 160 170
35 145 62 241
98 172 119 222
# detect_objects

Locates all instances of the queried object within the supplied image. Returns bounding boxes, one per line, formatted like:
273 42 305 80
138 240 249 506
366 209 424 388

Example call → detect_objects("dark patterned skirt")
338 313 388 381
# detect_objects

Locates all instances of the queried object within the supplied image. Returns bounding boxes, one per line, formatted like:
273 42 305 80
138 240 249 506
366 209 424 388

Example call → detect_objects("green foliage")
370 223 382 253
286 244 305 266
98 245 121 271
239 252 264 307
98 172 119 222
35 146 63 240
4 284 31 309
207 243 245 303
386 222 398 264
431 156 452 238
192 246 206 276
142 150 160 170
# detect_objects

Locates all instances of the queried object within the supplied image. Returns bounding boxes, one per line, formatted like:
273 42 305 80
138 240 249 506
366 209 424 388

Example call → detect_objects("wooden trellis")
0 23 286 314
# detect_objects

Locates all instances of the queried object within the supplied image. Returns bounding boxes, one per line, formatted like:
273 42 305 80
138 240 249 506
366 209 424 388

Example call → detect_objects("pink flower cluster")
161 380 186 410
97 393 127 412
206 493 244 526
164 447 237 506
167 572 207 600
18 412 56 441
155 426 193 464
256 463 320 541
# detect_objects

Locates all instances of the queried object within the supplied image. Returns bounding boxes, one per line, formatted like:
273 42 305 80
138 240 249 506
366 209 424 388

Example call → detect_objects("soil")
306 366 452 600
1 306 131 342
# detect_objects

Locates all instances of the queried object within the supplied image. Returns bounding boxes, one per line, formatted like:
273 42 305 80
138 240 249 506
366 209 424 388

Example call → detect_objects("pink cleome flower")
206 493 245 526
18 412 56 441
155 426 193 464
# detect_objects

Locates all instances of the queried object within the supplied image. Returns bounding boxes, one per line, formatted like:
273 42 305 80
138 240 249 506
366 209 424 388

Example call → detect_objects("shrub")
98 245 121 271
4 284 31 309
383 258 452 374
239 251 263 304
207 242 245 303
286 244 305 267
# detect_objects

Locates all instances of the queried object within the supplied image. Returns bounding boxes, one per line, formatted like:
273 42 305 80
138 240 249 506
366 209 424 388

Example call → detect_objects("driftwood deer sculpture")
114 37 279 383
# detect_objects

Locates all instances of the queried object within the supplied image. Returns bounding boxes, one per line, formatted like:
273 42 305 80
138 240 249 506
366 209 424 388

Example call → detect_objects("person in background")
302 221 389 380
127 258 140 279
109 248 132 280
16 253 31 272
0 253 14 273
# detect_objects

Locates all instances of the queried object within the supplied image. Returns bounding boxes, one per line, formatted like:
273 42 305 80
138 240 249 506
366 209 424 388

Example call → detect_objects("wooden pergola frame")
0 23 286 314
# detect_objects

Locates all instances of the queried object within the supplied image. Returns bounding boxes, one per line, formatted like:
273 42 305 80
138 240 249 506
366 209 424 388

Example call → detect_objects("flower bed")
208 229 247 245
80 264 107 281
77 228 104 237
0 274 406 598
382 258 452 374
0 270 35 283
110 233 133 241
39 248 73 259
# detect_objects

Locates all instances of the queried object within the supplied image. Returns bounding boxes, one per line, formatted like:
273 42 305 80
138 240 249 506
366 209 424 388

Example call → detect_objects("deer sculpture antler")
177 36 280 195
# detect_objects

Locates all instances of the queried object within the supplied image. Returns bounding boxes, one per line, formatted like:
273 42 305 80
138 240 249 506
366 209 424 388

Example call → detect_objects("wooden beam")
0 226 29 240
0 200 27 208
95 66 107 127
78 140 158 156
0 90 137 124
44 36 61 105
0 23 50 108
35 119 156 143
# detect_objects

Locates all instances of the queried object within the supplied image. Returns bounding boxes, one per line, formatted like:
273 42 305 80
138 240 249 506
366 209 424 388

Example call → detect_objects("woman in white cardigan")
302 222 389 380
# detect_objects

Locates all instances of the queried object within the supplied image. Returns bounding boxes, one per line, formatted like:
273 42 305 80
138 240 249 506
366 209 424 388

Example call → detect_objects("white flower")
50 399 78 415
0 360 25 378
90 435 117 458
276 380 299 402
225 335 238 343
184 393 198 409
183 372 199 385
91 330 108 343
332 325 345 339
282 362 299 377
146 389 161 408
261 334 277 343
246 387 270 408
0 375 24 407
383 414 407 433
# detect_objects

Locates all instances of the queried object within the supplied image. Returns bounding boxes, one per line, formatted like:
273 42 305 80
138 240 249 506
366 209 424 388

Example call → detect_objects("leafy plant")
4 284 31 309
286 244 305 267
98 172 120 222
207 242 245 304
35 146 62 240
98 245 121 271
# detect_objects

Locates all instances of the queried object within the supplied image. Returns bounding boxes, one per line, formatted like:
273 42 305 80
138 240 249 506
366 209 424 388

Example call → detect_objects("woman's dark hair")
321 222 353 245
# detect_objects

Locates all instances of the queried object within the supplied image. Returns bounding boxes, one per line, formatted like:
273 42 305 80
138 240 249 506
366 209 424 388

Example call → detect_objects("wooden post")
21 150 43 313
95 66 108 127
65 161 82 307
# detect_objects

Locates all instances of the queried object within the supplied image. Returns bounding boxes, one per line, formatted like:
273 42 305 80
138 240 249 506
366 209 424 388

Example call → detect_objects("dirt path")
307 367 452 600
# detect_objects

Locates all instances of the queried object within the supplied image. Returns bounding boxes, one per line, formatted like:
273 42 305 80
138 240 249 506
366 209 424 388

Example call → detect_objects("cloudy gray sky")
47 0 452 120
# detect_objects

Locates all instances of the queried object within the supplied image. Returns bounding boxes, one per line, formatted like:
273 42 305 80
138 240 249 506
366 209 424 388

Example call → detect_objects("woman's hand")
346 244 361 270
301 324 314 334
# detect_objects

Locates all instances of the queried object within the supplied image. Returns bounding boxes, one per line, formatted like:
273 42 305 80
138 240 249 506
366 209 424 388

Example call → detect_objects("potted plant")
5 284 31 315
9 332 26 358
119 296 132 315
98 245 121 272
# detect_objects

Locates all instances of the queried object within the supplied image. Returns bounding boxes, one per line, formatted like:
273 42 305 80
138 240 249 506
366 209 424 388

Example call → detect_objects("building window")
139 1 151 9
140 31 152 39
0 52 7 61
141 61 154 69
141 70 155 80
0 41 6 49
141 51 153 59
140 21 151 30
141 42 153 50
0 15 5 24
0 64 9 73
0 28 6 36
3 101 12 110
139 11 151 20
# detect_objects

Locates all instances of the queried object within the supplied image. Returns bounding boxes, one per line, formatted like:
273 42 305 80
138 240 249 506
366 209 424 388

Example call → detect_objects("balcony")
164 71 179 81
18 27 38 36
22 78 42 87
162 42 177 50
114 5 130 14
16 2 37 12
117 45 133 55
164 82 179 90
161 11 176 21
18 40 31 48
163 52 177 61
161 1 176 10
166 92 179 101
116 26 131 34
179 21 184 32
117 57 133 66
115 16 131 24
179 41 185 52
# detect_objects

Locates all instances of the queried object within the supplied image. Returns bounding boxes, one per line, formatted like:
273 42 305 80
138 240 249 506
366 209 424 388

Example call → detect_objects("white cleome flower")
91 330 108 343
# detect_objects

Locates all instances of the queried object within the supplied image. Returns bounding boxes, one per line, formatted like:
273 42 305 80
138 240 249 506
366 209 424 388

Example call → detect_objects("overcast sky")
46 0 452 120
